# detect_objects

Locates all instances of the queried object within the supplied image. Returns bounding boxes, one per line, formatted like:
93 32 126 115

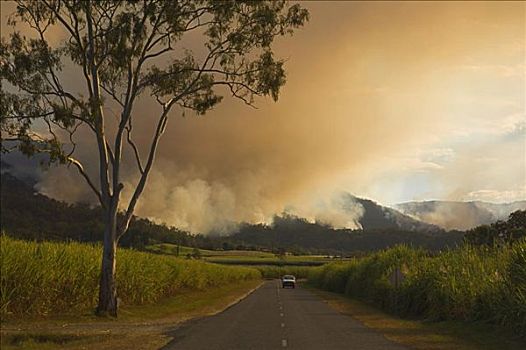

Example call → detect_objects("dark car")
282 275 296 288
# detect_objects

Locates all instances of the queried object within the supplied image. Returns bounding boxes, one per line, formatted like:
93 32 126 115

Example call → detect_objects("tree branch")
67 156 105 208
125 120 144 174
118 101 172 239
85 0 111 204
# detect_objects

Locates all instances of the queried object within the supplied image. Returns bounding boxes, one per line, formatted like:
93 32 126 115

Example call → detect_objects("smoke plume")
2 1 523 233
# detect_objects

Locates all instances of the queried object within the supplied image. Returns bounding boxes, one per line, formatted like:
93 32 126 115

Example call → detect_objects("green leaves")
1 26 70 159
252 51 285 102
309 240 526 337
465 210 526 246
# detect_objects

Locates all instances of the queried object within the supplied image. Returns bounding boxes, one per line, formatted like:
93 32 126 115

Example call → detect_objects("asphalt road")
164 280 408 350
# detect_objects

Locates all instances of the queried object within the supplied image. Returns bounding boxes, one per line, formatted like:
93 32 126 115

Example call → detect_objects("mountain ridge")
396 200 526 230
341 193 441 232
3 156 523 233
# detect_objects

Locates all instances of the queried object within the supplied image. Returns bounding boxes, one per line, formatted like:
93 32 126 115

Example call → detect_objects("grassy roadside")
307 243 526 337
1 236 261 316
1 279 262 350
307 286 526 350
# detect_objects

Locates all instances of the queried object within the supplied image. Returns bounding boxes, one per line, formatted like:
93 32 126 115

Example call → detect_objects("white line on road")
282 339 288 347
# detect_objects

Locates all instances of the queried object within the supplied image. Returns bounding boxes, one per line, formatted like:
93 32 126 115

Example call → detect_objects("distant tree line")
464 210 526 246
225 214 463 255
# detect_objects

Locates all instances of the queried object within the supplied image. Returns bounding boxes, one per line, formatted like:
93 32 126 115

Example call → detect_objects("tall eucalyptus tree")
0 0 308 316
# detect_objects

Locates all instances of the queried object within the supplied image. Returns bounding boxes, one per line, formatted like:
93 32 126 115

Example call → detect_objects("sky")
2 1 525 233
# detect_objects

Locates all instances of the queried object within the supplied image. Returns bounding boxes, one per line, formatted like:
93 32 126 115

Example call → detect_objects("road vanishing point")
164 280 408 350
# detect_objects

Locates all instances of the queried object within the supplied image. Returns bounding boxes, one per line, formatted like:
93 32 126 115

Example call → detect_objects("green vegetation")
308 240 526 337
0 236 260 317
207 259 326 266
465 210 526 246
311 287 526 350
1 279 262 350
144 243 276 259
206 254 330 263
145 242 333 267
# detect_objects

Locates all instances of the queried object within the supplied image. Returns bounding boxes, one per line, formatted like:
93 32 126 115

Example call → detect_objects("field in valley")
145 242 340 266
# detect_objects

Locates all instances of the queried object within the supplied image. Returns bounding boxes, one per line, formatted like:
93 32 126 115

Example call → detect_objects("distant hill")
343 193 440 232
395 200 526 230
0 172 199 248
1 172 102 241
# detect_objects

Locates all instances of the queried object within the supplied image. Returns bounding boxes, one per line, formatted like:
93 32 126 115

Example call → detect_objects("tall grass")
308 241 526 337
0 235 260 316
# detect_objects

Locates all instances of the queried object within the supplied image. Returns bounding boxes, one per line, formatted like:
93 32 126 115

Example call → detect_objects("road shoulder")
307 286 526 350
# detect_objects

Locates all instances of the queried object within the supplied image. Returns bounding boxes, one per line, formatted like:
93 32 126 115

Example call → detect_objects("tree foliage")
464 210 526 246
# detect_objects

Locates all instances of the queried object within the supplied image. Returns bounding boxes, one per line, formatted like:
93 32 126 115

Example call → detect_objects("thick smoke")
2 2 523 233
397 200 526 231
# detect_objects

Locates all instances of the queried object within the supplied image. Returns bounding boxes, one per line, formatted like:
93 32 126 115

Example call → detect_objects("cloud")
459 63 525 78
463 189 526 203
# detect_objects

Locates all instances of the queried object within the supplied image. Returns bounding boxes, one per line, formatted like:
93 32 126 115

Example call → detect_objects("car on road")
282 275 296 289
